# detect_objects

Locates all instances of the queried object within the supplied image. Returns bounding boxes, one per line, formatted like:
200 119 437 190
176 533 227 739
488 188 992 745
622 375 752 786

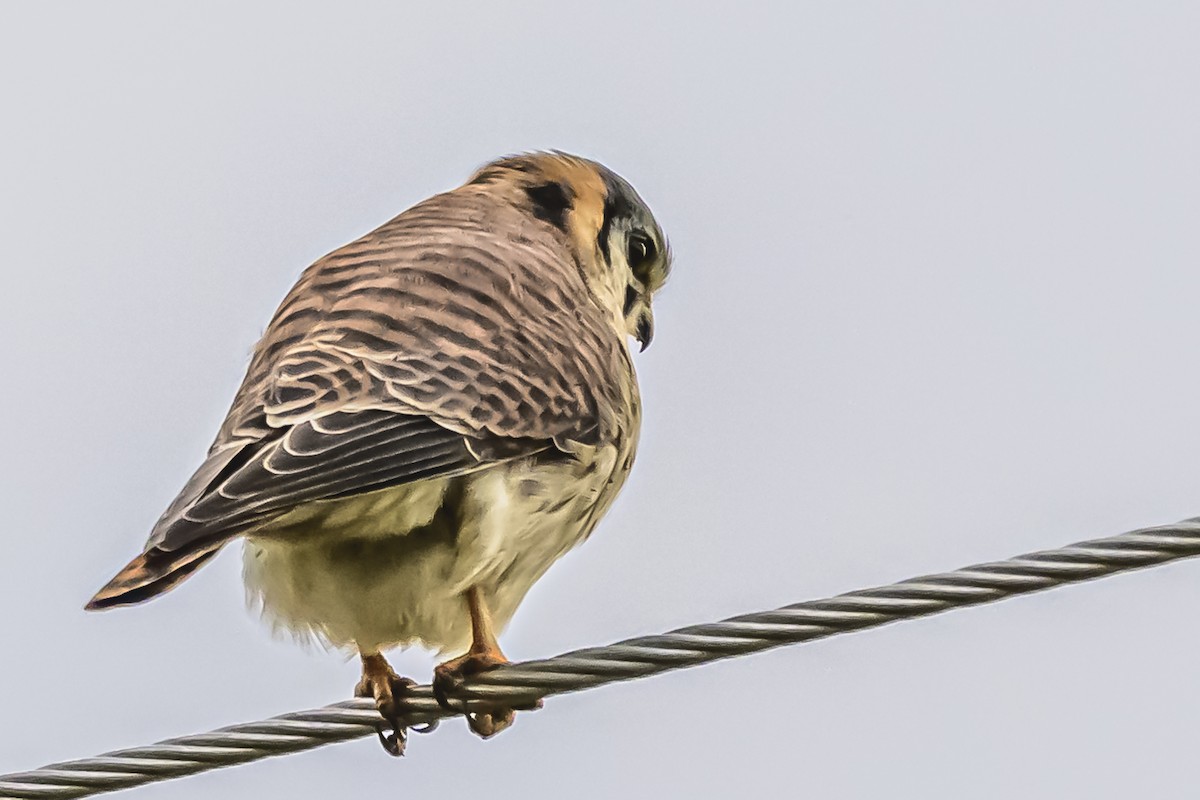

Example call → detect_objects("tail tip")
82 545 222 612
84 553 155 612
84 593 116 611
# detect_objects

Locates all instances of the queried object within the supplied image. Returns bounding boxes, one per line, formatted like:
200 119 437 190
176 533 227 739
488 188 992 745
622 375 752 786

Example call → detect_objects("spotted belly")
242 444 627 655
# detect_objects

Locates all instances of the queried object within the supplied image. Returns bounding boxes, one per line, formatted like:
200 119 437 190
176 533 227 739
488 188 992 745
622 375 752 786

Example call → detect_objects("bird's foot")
356 654 417 756
432 647 541 738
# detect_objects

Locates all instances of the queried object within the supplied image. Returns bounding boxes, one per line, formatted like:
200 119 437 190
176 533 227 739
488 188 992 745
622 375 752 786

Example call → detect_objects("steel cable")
4 517 1200 799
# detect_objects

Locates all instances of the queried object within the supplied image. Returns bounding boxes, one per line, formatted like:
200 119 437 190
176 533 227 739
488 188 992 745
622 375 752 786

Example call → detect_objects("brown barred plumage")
87 152 671 747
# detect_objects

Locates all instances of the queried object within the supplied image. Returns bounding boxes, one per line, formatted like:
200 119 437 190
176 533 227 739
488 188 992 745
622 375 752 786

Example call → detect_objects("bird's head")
468 152 671 351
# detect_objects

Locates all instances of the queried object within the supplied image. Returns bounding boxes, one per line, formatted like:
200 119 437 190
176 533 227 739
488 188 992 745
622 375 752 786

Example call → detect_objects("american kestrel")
87 152 671 753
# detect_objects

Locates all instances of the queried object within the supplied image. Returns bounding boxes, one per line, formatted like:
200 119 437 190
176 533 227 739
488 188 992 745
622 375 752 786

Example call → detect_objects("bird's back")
224 185 633 451
89 176 640 612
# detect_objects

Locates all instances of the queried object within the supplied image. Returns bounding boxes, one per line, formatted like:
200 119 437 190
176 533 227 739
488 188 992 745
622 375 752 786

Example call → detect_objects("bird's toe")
466 708 515 738
357 658 417 756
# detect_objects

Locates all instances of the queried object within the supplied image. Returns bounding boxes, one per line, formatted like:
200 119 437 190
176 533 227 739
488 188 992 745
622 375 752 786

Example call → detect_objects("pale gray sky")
3 3 1200 798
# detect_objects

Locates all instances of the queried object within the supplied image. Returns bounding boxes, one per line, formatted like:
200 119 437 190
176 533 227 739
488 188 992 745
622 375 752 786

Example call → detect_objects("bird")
86 151 671 754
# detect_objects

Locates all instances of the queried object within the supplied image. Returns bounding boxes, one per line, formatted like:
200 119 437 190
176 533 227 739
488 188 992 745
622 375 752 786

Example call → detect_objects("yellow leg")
433 586 535 738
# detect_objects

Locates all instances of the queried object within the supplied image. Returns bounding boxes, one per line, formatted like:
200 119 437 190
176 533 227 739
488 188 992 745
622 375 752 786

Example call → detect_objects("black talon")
355 660 419 757
432 669 469 713
376 677 418 755
377 725 407 757
431 679 452 711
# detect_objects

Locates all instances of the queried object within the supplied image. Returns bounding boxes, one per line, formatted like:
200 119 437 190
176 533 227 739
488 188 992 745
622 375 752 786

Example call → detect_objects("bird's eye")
626 232 656 276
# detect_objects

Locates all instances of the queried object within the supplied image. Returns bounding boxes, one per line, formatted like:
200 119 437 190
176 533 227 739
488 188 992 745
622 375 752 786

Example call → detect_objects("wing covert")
148 183 630 555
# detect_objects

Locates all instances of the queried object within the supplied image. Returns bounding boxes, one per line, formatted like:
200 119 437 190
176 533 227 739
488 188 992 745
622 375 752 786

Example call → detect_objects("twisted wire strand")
4 517 1200 799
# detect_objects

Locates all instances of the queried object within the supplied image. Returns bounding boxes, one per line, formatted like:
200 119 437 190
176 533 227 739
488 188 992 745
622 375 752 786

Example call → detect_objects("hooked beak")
635 308 654 351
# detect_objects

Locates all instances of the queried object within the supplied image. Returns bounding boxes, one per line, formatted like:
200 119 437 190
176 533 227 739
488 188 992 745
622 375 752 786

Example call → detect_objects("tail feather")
85 543 224 611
